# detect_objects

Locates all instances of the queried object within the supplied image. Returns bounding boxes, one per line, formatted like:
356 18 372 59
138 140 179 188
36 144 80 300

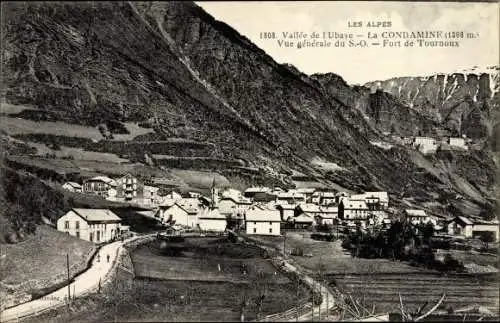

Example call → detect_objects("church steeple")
210 176 218 209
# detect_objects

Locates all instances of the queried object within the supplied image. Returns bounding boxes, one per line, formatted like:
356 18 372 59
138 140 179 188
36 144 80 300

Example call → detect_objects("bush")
310 232 335 241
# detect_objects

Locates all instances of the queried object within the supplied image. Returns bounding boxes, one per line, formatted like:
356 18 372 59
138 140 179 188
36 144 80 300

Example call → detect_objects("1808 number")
260 32 276 39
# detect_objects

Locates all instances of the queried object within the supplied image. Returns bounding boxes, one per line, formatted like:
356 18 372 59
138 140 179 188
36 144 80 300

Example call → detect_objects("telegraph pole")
311 280 314 322
319 280 322 321
296 277 299 322
283 231 286 255
67 254 71 303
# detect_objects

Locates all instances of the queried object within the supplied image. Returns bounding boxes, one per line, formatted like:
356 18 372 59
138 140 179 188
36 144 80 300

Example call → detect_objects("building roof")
341 199 368 210
72 208 121 222
144 185 159 192
245 208 281 222
296 188 316 194
136 210 157 218
277 192 306 200
64 181 82 188
404 209 428 217
364 191 389 202
219 196 252 205
245 187 270 194
88 176 116 186
276 203 298 210
294 213 314 223
175 202 199 215
198 208 226 219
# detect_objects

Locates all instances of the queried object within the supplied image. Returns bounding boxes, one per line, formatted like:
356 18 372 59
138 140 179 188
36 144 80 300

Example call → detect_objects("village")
57 173 499 245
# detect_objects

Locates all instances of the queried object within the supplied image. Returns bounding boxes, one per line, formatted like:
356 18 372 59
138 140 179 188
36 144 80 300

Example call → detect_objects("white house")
83 176 117 198
158 201 199 227
339 199 369 222
245 207 281 236
447 216 499 241
313 206 339 225
311 191 336 205
448 137 468 150
403 209 431 225
221 188 243 200
140 185 160 206
447 216 474 237
276 203 297 221
197 208 227 232
57 208 122 243
62 182 82 193
276 192 306 205
218 196 252 216
165 191 183 200
293 213 315 229
412 137 438 155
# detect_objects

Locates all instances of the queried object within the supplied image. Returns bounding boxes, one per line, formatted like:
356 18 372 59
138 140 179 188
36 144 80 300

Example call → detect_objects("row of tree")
341 221 465 272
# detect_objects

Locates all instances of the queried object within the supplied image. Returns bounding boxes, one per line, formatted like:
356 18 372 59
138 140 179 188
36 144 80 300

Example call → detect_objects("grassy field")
1 116 104 140
27 142 130 163
0 103 36 115
250 232 423 274
0 115 153 141
330 272 499 314
124 237 310 321
170 169 230 189
0 225 96 308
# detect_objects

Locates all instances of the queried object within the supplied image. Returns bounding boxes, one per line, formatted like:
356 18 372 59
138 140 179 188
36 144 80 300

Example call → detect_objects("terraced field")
330 273 499 314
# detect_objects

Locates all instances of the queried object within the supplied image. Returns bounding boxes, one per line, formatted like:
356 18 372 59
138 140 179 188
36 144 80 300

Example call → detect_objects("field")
0 225 96 309
0 105 154 141
27 142 129 163
330 272 499 314
1 116 104 140
249 232 423 274
249 231 499 315
125 237 310 321
170 169 230 189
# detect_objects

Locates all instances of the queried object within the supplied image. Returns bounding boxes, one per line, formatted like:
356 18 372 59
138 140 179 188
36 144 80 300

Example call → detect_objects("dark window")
76 231 80 238
75 221 80 229
65 221 69 229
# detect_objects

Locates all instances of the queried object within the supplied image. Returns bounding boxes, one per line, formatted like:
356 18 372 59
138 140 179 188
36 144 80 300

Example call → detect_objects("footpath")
233 231 339 322
0 234 154 322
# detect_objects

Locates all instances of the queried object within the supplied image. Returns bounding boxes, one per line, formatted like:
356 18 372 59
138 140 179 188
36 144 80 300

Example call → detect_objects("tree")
477 231 496 250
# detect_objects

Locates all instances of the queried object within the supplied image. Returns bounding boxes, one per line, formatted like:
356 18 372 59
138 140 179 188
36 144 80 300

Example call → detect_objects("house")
403 209 431 224
276 192 306 205
157 200 200 227
244 187 271 199
115 173 143 202
447 216 499 241
83 176 117 197
313 206 339 225
335 192 349 204
218 196 252 216
448 137 468 150
164 191 182 200
140 185 160 206
295 188 316 202
57 208 122 243
350 191 389 209
293 213 315 230
221 188 243 200
276 204 297 221
252 192 278 203
197 209 227 232
446 216 473 237
311 191 336 205
412 137 438 154
62 181 82 193
339 198 369 222
245 207 281 236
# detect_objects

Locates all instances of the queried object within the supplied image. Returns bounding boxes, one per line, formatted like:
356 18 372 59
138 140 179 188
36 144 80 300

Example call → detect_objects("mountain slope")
1 1 496 220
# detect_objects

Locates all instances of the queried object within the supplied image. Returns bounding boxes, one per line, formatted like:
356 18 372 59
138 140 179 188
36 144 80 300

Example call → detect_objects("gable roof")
64 181 82 188
72 208 121 222
277 192 306 200
404 209 428 217
198 208 226 219
88 176 116 186
294 213 314 223
245 209 281 222
219 196 252 205
341 199 368 210
276 203 298 210
175 202 199 215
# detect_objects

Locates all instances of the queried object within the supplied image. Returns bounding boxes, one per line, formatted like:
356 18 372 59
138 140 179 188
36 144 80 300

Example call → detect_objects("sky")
197 1 499 84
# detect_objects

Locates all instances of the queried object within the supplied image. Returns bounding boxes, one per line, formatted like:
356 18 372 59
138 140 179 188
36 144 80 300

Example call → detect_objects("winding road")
0 235 152 322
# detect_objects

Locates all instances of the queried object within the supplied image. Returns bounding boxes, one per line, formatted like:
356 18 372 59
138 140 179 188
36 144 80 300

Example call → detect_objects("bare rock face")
364 68 499 140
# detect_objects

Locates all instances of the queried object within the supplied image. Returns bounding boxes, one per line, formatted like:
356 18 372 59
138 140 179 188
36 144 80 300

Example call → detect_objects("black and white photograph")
0 1 498 322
